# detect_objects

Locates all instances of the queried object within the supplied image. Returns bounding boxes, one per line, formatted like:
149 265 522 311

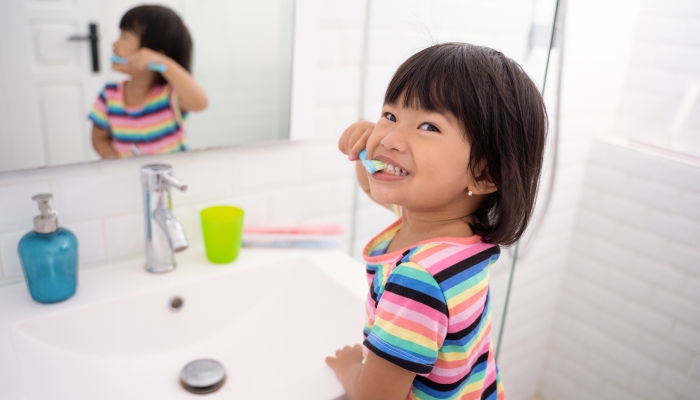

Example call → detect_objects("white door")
0 0 105 171
0 0 181 172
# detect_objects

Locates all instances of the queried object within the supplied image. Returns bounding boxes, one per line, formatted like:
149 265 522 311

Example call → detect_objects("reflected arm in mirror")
127 48 208 112
159 55 208 112
91 125 118 159
326 345 415 400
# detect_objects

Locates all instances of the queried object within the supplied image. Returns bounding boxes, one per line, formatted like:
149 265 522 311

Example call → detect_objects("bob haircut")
385 43 547 246
120 5 193 85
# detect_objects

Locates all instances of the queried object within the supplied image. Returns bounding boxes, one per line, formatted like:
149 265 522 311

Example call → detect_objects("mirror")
0 0 294 173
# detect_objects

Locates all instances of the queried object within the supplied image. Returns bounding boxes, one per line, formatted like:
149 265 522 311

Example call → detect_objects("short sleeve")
168 85 188 124
363 261 448 375
88 87 110 131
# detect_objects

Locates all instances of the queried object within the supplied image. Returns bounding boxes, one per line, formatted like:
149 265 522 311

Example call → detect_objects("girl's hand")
125 48 167 71
338 121 375 161
325 344 364 378
326 345 416 400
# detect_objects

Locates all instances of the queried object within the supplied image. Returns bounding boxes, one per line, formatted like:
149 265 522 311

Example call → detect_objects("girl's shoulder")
390 241 499 296
404 239 500 273
101 82 123 99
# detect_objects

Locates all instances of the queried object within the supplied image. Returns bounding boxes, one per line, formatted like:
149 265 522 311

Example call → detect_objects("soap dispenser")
17 194 78 303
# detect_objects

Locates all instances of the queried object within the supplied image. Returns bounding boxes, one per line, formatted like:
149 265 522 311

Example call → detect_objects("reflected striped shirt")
362 219 505 400
88 82 187 157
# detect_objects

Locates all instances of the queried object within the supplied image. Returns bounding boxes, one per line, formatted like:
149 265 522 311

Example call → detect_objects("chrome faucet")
141 164 188 273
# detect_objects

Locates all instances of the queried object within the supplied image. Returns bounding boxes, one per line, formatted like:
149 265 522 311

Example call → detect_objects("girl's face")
366 103 490 214
112 30 140 73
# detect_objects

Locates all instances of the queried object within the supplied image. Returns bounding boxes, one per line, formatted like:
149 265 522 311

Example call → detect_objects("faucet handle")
163 174 188 192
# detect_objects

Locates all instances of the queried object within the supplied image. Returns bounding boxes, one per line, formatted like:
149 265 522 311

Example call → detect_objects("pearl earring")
467 190 473 196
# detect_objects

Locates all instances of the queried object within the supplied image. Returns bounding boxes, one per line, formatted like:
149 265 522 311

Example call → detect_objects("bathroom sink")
1 249 366 399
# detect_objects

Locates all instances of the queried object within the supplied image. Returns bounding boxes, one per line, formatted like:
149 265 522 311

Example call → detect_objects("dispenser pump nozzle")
32 193 59 233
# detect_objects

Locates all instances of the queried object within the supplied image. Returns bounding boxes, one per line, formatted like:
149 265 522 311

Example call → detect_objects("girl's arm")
91 125 118 159
127 48 209 111
326 345 416 400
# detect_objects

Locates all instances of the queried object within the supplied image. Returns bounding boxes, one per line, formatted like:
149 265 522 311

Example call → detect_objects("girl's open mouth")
372 162 410 181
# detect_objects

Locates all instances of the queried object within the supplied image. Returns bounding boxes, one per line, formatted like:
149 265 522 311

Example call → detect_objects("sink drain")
169 296 184 312
180 359 226 394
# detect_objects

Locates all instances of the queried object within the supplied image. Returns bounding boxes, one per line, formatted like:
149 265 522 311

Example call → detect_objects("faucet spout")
141 164 188 273
153 207 188 252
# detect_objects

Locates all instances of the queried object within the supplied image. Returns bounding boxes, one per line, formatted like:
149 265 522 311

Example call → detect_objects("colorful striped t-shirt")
88 82 187 157
362 219 505 400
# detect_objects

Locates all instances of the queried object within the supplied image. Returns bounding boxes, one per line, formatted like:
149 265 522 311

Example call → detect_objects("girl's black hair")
385 43 547 246
120 5 192 85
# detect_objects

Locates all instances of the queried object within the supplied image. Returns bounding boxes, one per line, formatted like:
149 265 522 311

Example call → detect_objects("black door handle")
69 23 99 73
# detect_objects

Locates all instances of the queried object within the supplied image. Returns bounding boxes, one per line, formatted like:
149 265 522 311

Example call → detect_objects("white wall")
612 0 700 156
539 141 700 400
536 0 700 398
0 0 367 286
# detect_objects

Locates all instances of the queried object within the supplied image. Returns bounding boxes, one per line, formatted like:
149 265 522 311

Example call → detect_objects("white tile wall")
613 0 700 156
540 141 700 400
533 0 700 397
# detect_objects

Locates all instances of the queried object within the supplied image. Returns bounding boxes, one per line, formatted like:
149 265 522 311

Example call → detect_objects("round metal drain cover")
180 359 226 394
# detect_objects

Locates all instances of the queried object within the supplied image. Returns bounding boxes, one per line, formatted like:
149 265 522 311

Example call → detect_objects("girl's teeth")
379 163 408 176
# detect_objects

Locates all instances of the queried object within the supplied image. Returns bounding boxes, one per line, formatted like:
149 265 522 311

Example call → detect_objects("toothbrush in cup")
111 54 167 74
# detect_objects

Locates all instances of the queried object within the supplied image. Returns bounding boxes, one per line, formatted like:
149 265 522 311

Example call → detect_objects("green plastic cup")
200 206 244 264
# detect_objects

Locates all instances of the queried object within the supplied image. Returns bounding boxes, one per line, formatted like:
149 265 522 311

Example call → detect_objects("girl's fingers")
346 129 363 160
348 129 371 160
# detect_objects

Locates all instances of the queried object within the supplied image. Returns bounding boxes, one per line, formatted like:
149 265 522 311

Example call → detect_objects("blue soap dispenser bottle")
17 194 78 303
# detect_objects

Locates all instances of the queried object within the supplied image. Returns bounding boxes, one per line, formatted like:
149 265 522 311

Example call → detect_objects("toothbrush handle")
111 55 166 73
147 63 167 73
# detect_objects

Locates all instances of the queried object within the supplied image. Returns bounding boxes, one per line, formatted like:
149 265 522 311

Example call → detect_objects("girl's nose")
379 125 407 152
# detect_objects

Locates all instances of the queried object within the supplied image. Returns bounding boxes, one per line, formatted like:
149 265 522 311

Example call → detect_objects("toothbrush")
111 54 167 74
358 149 386 174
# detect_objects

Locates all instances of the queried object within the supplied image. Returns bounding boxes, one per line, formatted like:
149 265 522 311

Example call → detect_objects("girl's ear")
471 178 497 195
469 162 498 195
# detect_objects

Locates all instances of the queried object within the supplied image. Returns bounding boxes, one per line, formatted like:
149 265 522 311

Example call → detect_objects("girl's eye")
384 112 397 122
419 123 440 132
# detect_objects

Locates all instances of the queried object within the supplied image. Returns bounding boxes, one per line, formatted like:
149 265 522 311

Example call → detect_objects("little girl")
89 5 208 159
326 43 546 399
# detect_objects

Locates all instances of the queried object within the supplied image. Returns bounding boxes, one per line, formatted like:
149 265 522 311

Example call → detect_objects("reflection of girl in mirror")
89 5 208 159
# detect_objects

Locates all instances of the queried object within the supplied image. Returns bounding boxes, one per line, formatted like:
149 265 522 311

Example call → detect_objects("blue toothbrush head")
111 54 127 64
358 149 386 174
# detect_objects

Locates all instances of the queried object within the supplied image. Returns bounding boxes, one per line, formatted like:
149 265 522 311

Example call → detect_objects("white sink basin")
0 249 366 399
